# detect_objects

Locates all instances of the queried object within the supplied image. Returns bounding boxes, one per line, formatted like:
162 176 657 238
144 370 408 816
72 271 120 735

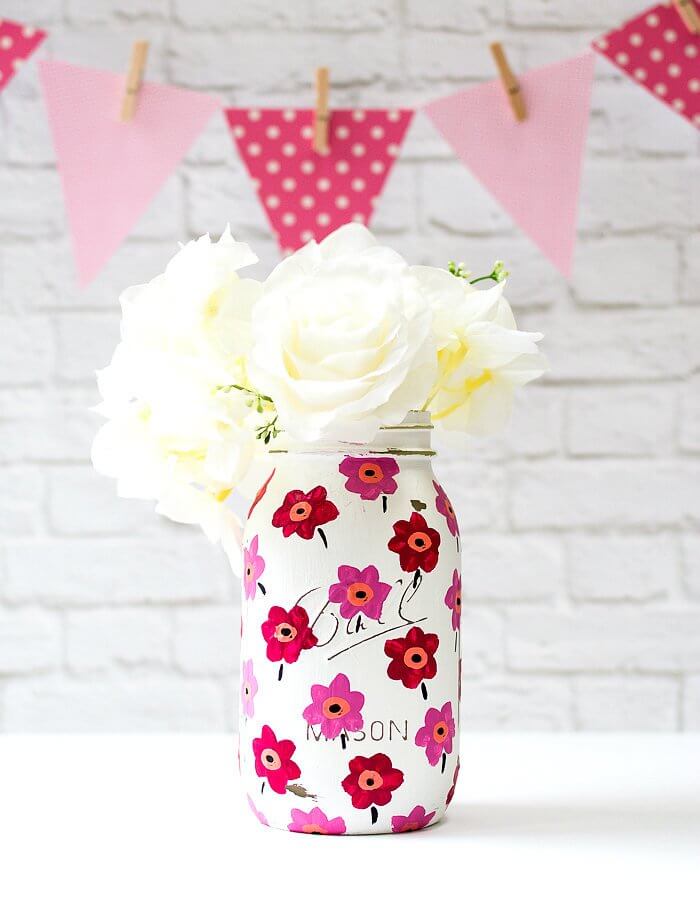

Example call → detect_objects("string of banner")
2 0 698 287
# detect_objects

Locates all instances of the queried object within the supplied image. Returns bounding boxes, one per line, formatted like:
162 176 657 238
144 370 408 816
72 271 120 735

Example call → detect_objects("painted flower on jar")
415 701 456 766
252 724 301 794
247 795 269 827
288 807 347 836
388 512 441 573
303 673 365 740
240 658 258 718
339 456 400 501
342 753 404 809
328 564 392 621
261 605 318 664
384 626 439 689
433 480 459 538
391 805 436 833
444 570 462 632
446 759 460 807
272 486 339 542
243 534 265 599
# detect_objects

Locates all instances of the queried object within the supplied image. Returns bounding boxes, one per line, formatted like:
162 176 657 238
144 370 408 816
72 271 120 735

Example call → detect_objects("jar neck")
269 411 434 456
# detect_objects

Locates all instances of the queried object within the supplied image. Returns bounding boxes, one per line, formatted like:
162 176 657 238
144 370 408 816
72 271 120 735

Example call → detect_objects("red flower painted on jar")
388 512 441 573
303 672 365 740
384 625 439 689
444 570 462 632
341 753 404 809
261 605 318 664
252 724 301 794
446 759 460 807
272 486 339 540
328 564 392 621
434 480 459 538
288 807 346 835
339 456 400 501
391 805 436 833
415 701 456 766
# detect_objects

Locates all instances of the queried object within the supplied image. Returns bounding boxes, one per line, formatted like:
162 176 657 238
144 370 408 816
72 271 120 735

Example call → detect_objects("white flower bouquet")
92 223 546 569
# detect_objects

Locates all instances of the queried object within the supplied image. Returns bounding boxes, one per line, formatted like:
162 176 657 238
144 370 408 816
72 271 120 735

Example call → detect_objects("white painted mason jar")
238 412 461 835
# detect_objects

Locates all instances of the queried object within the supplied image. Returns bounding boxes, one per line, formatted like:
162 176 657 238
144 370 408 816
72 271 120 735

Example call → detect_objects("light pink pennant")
225 107 413 252
0 18 46 93
424 52 596 278
593 1 700 129
39 60 220 286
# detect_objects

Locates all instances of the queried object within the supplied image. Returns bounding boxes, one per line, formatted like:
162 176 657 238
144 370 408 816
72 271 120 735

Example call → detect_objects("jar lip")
270 411 434 455
379 410 433 432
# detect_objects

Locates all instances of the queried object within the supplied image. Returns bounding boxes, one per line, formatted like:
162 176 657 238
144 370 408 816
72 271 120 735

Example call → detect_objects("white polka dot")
668 63 681 77
247 142 261 156
352 110 365 122
282 212 297 226
266 195 280 209
266 160 281 173
282 247 294 256
694 114 700 126
266 124 281 139
335 195 349 209
650 48 664 62
12 58 21 70
370 125 385 140
301 230 314 242
387 143 399 157
0 36 13 50
370 196 379 207
335 160 350 174
282 177 297 191
615 52 629 65
300 160 315 174
351 177 366 192
336 125 350 139
352 143 366 157
654 83 667 96
252 178 261 190
672 98 685 110
370 161 385 174
663 29 677 43
685 45 698 58
352 213 364 223
387 110 400 122
317 212 331 226
283 109 296 122
248 109 261 121
282 142 297 156
629 33 643 47
634 68 647 81
689 78 700 92
596 38 608 50
22 26 36 38
233 125 246 138
317 177 331 191
646 13 659 26
301 125 313 139
300 195 315 209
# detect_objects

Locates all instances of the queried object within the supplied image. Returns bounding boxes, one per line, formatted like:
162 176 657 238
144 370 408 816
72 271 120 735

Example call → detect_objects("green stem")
218 383 274 404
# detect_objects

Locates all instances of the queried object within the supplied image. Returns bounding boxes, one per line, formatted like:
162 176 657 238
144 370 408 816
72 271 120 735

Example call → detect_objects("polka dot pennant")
0 19 46 94
592 2 700 129
225 108 414 252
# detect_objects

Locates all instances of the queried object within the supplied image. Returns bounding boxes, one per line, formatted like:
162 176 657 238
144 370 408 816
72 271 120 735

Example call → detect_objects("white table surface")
1 734 698 915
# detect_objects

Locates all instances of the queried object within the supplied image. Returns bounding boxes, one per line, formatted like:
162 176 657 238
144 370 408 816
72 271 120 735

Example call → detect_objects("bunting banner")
593 1 700 129
38 60 220 286
225 107 414 252
424 52 596 277
0 19 46 94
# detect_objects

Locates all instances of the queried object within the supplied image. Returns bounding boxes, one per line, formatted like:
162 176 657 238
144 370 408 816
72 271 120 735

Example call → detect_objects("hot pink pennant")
225 107 413 252
424 52 596 277
0 18 46 93
593 2 700 129
39 60 220 286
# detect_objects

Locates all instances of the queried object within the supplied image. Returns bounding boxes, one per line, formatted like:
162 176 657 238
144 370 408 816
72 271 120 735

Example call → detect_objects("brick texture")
0 0 698 732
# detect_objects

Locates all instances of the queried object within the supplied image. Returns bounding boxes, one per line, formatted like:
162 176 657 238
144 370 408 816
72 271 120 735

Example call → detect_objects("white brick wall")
0 0 698 732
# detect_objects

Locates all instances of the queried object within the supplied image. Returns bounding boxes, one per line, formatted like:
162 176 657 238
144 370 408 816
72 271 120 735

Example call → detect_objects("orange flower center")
358 462 384 484
347 582 374 606
322 696 351 719
433 721 449 743
289 500 312 521
302 824 328 834
408 532 432 553
261 748 281 771
455 592 462 612
404 647 428 670
275 623 298 643
446 500 455 517
358 770 383 791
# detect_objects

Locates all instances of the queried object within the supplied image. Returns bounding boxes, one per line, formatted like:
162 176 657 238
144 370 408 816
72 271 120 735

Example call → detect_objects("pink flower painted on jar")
415 701 456 767
247 794 269 827
434 480 459 538
328 564 392 621
288 807 347 835
444 569 462 632
243 535 266 600
240 659 258 718
303 673 365 739
339 456 400 501
391 805 436 833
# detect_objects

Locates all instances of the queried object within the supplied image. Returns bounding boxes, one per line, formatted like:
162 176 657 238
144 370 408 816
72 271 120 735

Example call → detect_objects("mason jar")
238 411 461 835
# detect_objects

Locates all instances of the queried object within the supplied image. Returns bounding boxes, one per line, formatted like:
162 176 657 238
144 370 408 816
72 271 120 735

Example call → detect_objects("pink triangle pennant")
0 19 46 94
593 2 700 129
424 52 596 278
38 60 220 286
225 107 413 252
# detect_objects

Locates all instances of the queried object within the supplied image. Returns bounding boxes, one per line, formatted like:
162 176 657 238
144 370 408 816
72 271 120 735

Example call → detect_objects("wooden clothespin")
489 42 526 122
314 67 330 154
673 0 700 34
119 40 150 122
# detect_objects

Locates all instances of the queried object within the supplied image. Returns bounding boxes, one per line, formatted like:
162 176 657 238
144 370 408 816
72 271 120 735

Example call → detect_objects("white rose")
248 224 437 443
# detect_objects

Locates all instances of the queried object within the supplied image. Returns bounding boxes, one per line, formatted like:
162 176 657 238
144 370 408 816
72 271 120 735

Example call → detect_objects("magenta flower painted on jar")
391 805 436 833
303 672 365 740
243 535 266 600
444 570 462 632
240 659 258 718
339 456 400 501
433 480 459 538
288 807 347 835
415 701 456 767
328 564 392 621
